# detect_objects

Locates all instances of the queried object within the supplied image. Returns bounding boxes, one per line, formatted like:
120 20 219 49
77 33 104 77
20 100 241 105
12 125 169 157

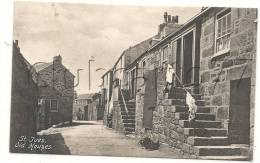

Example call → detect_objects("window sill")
211 49 230 61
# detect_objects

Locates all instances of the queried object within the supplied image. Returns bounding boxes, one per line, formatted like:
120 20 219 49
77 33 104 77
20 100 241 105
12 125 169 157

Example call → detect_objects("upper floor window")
215 8 231 55
162 46 169 63
46 99 58 112
142 60 146 76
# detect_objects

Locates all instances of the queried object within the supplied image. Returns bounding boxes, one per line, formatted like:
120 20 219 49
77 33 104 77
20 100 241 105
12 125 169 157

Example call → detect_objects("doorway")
229 78 251 144
182 31 194 85
84 106 88 121
176 38 182 87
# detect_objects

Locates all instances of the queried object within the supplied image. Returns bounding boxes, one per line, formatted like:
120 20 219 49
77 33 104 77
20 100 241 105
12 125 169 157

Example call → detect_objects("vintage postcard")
10 0 257 161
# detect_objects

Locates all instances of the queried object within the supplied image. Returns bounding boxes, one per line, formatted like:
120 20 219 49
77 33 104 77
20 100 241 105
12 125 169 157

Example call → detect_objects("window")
46 99 58 112
162 46 169 63
128 68 136 98
215 8 231 55
142 60 146 76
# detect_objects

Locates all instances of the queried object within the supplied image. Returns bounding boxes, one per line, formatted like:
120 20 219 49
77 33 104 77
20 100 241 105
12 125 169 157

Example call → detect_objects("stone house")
100 70 113 126
34 55 75 127
87 93 104 121
10 41 38 152
104 7 257 160
73 93 94 120
107 12 182 134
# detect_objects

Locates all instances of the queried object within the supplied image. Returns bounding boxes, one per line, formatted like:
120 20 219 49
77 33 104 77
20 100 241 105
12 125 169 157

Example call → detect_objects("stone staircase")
118 100 136 135
166 87 249 160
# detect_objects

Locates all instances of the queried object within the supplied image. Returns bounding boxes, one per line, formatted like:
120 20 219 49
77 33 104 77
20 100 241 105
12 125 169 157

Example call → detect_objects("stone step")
187 136 229 146
120 108 136 112
122 119 135 123
169 93 202 100
170 105 211 113
125 131 135 135
122 115 135 119
124 127 135 132
198 155 249 160
179 120 222 128
193 146 242 156
175 112 215 121
163 99 208 106
118 103 135 107
118 101 136 105
183 128 227 137
121 111 135 115
123 123 135 128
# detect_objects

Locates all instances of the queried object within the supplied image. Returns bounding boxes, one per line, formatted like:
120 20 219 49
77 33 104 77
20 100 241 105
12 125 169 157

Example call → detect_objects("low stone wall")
152 102 197 158
112 101 125 133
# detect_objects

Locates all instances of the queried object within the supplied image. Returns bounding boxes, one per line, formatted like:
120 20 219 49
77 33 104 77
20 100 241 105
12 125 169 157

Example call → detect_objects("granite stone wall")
10 43 38 153
37 58 74 125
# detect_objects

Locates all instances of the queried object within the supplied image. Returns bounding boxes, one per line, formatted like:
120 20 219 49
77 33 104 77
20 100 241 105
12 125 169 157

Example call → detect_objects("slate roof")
33 62 52 72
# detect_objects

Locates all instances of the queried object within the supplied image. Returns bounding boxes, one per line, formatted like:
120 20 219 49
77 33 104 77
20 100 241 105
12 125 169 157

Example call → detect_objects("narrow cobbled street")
38 121 181 158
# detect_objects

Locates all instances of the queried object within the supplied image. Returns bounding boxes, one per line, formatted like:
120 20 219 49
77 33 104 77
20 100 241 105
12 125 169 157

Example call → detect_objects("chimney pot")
172 16 175 23
164 12 168 23
167 15 171 23
174 16 179 24
15 40 18 46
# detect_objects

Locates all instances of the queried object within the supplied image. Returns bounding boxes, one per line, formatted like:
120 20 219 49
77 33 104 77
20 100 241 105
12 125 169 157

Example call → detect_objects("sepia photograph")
8 0 257 161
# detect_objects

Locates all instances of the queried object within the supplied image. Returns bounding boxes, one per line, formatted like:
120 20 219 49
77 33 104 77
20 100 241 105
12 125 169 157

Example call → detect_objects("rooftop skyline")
13 2 201 94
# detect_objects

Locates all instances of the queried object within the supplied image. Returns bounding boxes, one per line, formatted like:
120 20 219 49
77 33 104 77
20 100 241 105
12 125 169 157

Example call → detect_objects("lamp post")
88 56 95 91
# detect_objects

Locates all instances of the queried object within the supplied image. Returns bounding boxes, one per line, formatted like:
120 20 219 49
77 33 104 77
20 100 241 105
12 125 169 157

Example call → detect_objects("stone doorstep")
193 146 243 156
187 136 229 146
179 120 222 128
175 112 215 121
183 128 227 137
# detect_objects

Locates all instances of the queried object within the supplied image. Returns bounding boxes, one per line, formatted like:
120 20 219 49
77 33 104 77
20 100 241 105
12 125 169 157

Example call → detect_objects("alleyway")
37 121 181 158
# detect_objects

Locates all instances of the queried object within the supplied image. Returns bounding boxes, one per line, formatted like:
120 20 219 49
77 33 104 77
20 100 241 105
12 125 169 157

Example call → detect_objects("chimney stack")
174 16 179 24
53 55 62 64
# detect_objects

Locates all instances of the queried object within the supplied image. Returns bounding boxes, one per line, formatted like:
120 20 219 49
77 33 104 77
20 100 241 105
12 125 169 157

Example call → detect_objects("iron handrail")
119 88 129 115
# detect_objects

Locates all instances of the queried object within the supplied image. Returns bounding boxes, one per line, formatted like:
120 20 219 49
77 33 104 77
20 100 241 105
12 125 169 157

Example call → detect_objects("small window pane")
222 16 227 35
217 19 222 38
227 13 231 33
50 100 58 111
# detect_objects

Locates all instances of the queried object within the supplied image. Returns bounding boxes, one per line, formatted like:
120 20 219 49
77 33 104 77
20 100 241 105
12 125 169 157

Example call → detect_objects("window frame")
172 26 196 85
48 99 58 112
161 45 169 64
214 8 232 57
141 58 147 76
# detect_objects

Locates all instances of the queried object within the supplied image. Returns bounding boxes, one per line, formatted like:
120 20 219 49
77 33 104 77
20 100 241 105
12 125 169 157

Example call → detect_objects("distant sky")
13 1 201 94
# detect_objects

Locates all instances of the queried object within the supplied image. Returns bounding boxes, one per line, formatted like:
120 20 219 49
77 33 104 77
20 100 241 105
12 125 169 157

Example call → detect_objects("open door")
182 31 194 85
229 78 251 144
176 38 182 87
